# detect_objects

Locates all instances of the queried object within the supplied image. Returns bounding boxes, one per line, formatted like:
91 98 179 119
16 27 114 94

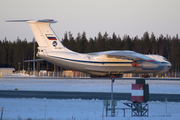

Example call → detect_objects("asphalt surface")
2 77 180 81
0 90 179 102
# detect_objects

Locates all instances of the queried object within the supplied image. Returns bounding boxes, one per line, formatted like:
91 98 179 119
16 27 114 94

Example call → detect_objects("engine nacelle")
132 61 158 68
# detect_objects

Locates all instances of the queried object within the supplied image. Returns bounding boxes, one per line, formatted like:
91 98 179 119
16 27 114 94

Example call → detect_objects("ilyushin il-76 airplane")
7 19 171 77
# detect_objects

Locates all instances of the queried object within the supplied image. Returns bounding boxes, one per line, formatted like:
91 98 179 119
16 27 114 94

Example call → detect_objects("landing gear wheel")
142 74 150 78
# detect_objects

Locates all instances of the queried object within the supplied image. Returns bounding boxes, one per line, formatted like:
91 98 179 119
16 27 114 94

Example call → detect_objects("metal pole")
111 76 114 116
18 63 21 72
44 105 47 120
102 106 104 120
33 38 35 75
165 98 167 116
1 107 4 120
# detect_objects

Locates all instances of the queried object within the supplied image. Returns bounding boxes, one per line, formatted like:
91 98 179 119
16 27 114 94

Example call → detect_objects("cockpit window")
163 57 168 61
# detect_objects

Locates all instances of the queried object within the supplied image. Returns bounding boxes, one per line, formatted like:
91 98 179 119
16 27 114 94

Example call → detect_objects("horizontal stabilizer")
24 59 45 62
6 19 57 23
6 20 29 22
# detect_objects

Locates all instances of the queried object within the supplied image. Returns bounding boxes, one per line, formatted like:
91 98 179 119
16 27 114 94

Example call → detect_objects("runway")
2 77 180 81
0 90 179 102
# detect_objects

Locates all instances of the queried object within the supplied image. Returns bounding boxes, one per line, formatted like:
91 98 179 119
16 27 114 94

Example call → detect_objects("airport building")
0 68 15 76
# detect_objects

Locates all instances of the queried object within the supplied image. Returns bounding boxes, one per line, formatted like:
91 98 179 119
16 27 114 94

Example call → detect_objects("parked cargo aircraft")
7 19 171 77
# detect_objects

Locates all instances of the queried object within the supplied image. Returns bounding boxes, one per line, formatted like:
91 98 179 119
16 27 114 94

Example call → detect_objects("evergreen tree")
102 32 109 51
62 32 69 49
85 37 96 52
8 43 13 67
150 33 157 54
132 36 142 53
79 32 88 53
122 35 132 50
142 31 151 54
68 32 76 51
96 32 104 51
116 35 122 50
75 33 81 52
157 34 164 55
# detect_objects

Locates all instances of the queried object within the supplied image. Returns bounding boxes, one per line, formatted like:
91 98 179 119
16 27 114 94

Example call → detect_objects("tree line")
62 31 180 75
0 31 179 76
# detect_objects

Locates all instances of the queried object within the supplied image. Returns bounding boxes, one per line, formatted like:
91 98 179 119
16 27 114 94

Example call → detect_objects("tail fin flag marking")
46 34 57 40
47 37 57 40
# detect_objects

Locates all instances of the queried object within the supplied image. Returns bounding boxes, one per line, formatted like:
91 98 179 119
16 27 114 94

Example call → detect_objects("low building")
62 70 74 77
0 68 15 76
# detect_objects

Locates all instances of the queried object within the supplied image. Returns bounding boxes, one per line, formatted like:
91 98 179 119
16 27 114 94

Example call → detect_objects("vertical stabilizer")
27 20 68 51
6 19 71 52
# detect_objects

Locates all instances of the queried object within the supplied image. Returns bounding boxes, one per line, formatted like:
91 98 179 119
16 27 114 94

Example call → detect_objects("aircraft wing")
106 51 153 61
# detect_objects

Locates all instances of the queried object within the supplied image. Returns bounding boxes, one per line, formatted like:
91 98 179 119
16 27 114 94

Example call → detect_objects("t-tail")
6 19 71 52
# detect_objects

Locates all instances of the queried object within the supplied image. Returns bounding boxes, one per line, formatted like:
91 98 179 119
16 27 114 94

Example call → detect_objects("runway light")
113 76 115 83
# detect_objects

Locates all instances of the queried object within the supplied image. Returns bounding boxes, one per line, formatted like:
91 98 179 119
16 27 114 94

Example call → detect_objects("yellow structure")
62 70 74 77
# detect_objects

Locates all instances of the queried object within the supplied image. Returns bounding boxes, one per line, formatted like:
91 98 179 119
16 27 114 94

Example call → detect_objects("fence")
23 70 90 78
15 70 179 78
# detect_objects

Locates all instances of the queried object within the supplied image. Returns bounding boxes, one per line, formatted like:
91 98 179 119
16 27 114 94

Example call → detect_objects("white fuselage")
37 49 171 76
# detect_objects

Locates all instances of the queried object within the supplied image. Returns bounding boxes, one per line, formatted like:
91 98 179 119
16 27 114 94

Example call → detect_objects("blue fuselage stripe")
48 55 132 64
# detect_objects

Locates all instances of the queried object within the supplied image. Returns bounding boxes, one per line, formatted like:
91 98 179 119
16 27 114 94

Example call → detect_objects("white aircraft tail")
6 19 71 52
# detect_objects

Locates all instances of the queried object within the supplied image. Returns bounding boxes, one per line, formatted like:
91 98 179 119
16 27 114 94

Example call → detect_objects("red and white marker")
131 84 144 102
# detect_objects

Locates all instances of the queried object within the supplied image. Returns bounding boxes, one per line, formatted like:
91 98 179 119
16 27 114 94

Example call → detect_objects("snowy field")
1 98 179 120
0 76 180 119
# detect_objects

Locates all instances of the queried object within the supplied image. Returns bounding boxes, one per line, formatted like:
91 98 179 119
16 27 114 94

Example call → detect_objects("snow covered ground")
1 98 179 120
0 77 180 119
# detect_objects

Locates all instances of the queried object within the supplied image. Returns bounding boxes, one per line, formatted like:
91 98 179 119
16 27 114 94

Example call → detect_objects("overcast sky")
0 0 180 42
